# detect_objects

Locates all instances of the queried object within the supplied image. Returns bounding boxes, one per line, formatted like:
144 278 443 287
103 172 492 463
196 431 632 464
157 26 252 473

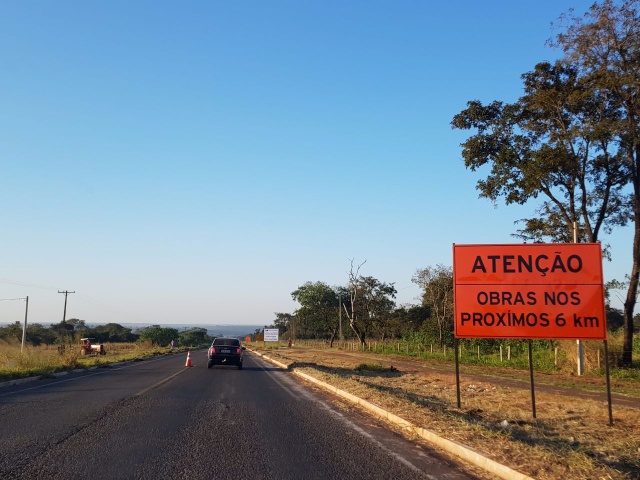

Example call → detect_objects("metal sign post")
528 339 536 419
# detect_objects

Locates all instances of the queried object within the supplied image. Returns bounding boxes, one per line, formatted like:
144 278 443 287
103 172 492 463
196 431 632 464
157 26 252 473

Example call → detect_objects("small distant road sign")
264 328 280 342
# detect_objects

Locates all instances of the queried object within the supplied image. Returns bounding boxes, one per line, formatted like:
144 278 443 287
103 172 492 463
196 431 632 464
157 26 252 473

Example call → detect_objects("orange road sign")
453 243 607 340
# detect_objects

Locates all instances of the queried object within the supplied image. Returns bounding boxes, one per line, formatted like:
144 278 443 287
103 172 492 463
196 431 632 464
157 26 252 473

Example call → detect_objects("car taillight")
209 347 216 354
236 347 241 355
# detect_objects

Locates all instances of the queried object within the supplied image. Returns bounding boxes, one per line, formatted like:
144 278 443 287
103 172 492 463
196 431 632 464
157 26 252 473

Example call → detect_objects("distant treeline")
0 319 215 348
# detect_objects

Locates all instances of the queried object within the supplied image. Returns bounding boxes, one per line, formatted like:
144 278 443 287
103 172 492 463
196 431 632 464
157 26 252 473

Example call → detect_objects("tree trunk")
329 329 337 348
623 144 640 367
350 321 365 346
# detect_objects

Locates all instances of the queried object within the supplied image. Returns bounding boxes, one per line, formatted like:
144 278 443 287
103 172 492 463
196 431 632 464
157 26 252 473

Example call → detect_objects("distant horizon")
0 321 266 327
0 321 264 337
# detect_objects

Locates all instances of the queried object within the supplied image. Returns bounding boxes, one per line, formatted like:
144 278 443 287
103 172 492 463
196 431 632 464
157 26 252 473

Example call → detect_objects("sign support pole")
573 223 585 376
454 338 461 409
527 339 537 419
603 340 613 426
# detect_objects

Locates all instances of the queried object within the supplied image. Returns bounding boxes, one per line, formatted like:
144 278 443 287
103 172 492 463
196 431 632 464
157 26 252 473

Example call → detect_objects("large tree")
291 281 340 345
551 0 640 366
356 276 397 342
452 1 638 365
452 61 628 247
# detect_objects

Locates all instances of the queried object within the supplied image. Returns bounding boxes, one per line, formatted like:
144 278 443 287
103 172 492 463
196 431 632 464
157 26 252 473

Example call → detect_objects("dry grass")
0 339 174 381
253 345 640 480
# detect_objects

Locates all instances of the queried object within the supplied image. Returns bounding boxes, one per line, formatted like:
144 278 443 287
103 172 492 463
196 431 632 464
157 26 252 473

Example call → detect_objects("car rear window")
213 338 240 347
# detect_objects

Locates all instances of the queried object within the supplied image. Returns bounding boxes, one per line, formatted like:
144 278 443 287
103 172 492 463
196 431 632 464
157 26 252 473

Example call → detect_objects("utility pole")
21 296 29 353
338 295 344 343
58 290 75 325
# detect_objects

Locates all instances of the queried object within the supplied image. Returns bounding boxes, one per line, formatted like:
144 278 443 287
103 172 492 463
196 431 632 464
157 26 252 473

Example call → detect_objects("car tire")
207 361 213 369
237 362 243 370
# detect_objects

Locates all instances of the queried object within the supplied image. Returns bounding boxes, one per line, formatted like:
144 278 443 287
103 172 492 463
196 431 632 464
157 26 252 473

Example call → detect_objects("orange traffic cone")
185 350 193 367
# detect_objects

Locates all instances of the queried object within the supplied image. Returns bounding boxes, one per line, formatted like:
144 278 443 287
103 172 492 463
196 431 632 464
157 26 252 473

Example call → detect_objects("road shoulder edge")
249 349 533 480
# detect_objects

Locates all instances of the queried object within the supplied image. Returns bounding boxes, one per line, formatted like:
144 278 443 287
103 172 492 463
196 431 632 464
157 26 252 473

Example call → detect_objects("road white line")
250 354 302 400
250 353 438 479
315 398 440 480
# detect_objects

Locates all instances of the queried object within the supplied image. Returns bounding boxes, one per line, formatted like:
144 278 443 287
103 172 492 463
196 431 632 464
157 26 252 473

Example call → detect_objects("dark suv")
207 337 244 369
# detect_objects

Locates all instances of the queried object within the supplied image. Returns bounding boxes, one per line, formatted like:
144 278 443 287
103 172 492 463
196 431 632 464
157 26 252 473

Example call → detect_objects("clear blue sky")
0 1 632 326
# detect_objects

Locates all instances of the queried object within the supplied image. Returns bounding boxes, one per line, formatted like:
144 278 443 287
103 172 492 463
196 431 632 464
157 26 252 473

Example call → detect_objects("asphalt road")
0 352 485 480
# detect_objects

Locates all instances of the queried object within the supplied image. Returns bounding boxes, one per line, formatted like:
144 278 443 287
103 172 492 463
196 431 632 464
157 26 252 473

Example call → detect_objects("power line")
0 277 149 323
0 278 58 291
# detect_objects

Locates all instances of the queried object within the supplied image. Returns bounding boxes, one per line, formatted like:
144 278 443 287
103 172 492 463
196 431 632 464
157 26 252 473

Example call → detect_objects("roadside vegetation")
332 334 638 374
0 321 212 382
0 339 182 382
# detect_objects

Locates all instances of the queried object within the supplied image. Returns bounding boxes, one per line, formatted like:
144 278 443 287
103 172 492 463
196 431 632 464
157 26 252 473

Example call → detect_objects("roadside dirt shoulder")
308 348 640 409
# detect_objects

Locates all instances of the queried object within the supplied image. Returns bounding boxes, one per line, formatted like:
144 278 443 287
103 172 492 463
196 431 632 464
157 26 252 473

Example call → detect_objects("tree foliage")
387 305 430 340
86 323 138 343
353 276 397 342
451 61 630 247
178 327 211 347
292 282 340 344
272 312 294 337
0 322 23 343
137 326 179 347
0 321 140 346
551 0 640 366
452 0 640 365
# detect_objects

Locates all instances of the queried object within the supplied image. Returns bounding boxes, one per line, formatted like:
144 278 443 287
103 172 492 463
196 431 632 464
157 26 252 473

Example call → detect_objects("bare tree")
343 259 397 346
412 265 454 347
344 259 366 345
